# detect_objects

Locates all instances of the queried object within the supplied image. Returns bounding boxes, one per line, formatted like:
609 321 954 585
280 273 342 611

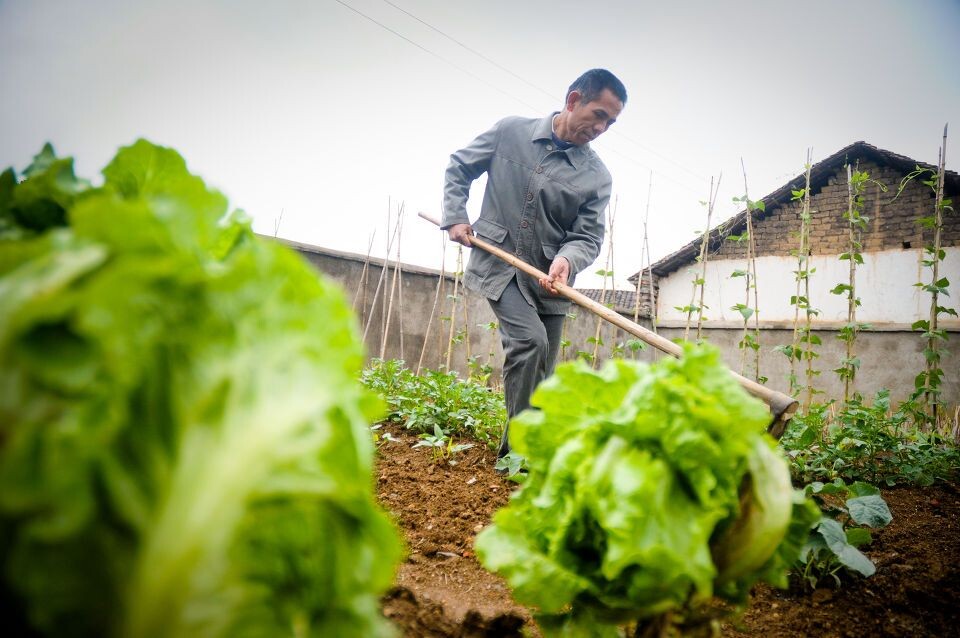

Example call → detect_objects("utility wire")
335 0 707 196
379 0 558 103
378 0 710 185
331 0 542 113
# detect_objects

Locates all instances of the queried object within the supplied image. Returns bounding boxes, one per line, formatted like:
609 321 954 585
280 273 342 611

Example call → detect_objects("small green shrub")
781 390 960 486
361 359 505 449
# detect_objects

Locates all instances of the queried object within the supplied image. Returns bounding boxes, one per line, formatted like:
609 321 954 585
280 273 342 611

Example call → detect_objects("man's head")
568 68 627 107
555 68 626 146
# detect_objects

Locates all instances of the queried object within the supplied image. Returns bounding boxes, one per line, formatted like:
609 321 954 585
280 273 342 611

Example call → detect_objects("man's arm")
441 119 503 245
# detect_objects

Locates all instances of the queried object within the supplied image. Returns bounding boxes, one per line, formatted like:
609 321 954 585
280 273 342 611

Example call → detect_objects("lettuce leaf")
0 141 401 637
475 345 813 634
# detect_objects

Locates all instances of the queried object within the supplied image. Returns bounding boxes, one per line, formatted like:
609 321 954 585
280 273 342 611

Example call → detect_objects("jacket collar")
531 112 589 169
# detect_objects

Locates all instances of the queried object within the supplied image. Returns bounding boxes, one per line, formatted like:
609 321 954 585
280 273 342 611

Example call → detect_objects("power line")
335 0 708 197
379 0 558 103
331 0 543 113
378 0 710 185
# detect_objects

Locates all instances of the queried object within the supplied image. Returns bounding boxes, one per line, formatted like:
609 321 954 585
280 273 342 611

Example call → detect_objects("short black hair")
567 69 627 105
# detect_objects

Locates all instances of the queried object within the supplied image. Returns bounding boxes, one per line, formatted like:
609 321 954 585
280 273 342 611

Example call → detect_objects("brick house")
627 141 959 404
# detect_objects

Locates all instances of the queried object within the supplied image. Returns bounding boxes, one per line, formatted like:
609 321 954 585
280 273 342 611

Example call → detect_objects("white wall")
657 247 960 325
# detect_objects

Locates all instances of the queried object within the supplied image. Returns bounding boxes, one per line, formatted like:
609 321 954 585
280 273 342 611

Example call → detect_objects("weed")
412 424 475 464
796 479 891 589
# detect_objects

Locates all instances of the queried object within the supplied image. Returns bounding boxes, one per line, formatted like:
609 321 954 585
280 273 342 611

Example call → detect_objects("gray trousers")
488 277 566 458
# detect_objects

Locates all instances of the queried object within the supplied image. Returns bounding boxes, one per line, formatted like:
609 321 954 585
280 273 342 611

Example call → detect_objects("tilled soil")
375 422 960 637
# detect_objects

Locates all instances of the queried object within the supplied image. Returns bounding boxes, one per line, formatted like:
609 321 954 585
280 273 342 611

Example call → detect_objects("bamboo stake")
361 206 402 346
381 199 392 340
803 181 816 411
445 246 463 371
685 175 720 342
644 232 657 339
926 124 948 422
418 211 798 437
791 150 813 398
353 230 377 315
844 164 856 402
381 203 405 360
592 198 617 366
461 266 472 364
437 248 447 369
633 173 652 325
633 172 657 360
741 159 761 382
696 175 720 342
396 213 406 363
417 233 448 375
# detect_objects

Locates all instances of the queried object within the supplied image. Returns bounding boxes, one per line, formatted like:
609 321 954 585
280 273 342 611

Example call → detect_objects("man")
441 68 626 459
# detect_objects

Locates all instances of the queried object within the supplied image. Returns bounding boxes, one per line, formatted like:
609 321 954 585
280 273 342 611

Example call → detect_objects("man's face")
564 88 624 146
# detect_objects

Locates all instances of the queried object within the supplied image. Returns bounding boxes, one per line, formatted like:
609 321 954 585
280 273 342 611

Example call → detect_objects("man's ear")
565 90 582 111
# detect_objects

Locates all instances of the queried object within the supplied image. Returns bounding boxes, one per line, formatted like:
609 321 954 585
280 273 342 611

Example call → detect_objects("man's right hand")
447 223 474 246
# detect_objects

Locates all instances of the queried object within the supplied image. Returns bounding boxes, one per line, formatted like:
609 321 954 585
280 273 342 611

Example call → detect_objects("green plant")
683 174 721 342
796 480 892 589
728 196 764 383
412 424 475 464
370 423 399 447
361 359 505 449
731 163 764 383
474 345 818 637
781 391 960 486
893 127 955 425
466 354 493 385
559 311 576 361
494 451 528 477
632 170 657 342
775 152 822 404
473 320 500 386
625 338 646 354
830 166 886 400
0 141 402 637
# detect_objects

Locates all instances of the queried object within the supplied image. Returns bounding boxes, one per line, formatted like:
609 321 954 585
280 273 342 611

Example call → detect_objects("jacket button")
536 166 544 174
516 248 523 256
520 220 528 228
526 192 534 201
546 144 553 151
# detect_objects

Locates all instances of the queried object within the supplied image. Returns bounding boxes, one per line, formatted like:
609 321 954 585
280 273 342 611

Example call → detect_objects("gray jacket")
441 113 610 314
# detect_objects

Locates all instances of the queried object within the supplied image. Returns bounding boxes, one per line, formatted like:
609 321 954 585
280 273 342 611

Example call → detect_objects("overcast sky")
2 0 958 289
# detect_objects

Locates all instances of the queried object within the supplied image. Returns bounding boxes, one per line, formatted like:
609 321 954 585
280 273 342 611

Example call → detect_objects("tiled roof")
629 140 960 282
576 272 657 318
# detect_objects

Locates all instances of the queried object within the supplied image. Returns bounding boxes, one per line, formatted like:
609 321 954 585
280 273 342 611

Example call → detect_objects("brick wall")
713 161 958 259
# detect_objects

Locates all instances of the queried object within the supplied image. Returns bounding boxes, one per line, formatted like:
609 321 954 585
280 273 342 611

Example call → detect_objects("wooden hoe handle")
419 211 797 438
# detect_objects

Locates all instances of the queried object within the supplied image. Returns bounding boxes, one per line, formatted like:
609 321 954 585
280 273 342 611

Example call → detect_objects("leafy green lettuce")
475 346 817 636
0 141 402 637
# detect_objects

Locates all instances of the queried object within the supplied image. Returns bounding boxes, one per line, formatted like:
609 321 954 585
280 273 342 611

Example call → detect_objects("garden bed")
375 422 960 637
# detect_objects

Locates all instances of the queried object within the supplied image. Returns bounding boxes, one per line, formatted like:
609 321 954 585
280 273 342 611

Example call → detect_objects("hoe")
419 211 798 438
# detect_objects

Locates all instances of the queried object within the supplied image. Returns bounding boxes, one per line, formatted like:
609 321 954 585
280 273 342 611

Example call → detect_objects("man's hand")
539 256 570 295
446 223 474 246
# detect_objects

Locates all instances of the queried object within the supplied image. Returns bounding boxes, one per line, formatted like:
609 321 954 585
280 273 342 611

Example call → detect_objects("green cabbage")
0 141 402 637
474 346 817 635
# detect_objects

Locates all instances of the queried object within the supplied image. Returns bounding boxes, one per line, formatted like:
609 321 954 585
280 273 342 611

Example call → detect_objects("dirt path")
375 422 960 637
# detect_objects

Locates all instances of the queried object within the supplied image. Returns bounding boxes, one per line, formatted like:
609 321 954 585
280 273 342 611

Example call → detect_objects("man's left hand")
539 256 570 295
